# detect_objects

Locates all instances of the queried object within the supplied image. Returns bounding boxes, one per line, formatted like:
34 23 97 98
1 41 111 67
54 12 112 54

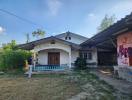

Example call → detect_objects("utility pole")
26 33 30 43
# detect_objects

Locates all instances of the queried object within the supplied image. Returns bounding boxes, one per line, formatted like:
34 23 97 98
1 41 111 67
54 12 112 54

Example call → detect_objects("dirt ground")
0 70 131 100
0 75 80 100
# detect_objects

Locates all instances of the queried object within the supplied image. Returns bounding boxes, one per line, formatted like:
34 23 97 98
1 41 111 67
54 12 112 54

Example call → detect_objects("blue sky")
0 0 132 45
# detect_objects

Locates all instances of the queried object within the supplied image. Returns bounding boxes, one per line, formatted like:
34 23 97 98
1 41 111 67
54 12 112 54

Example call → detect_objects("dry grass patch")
1 70 131 100
0 76 81 100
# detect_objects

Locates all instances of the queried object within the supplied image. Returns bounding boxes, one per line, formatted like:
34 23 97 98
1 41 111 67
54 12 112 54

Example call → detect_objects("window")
65 36 71 40
65 37 67 40
84 53 87 59
88 52 92 60
51 40 55 44
79 53 83 58
79 52 92 60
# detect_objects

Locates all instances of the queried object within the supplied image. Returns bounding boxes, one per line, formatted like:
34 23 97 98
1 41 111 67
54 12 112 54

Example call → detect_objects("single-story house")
19 31 98 69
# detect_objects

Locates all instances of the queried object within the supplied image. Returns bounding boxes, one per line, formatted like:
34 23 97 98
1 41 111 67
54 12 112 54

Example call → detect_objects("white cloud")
47 0 62 16
86 13 98 22
0 26 5 35
88 13 95 18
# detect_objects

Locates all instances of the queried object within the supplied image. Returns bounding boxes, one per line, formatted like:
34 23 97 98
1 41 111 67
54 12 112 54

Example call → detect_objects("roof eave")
18 36 80 50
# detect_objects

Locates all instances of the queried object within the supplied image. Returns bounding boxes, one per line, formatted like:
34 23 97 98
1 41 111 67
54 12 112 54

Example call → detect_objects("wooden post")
28 65 32 78
110 38 116 48
33 51 36 69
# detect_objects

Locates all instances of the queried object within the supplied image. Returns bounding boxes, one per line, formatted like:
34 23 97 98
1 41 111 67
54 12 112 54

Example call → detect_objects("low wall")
114 66 132 82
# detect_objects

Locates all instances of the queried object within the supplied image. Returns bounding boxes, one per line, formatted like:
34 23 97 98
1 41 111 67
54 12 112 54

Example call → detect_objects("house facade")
20 32 98 68
20 12 132 69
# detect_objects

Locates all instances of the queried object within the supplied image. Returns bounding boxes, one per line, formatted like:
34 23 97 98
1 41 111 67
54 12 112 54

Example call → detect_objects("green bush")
74 57 87 70
0 50 31 71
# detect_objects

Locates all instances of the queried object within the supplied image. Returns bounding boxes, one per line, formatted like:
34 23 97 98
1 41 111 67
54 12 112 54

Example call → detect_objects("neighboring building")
19 31 98 68
80 13 132 82
113 13 132 66
82 13 132 67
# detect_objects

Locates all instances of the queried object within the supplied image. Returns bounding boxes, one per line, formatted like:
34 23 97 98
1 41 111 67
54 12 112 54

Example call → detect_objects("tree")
32 29 45 39
98 14 116 32
2 40 17 50
25 33 30 43
0 49 32 71
74 57 87 70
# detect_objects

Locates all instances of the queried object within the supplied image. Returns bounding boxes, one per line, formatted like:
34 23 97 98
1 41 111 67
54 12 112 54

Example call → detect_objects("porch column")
69 49 72 68
33 51 37 68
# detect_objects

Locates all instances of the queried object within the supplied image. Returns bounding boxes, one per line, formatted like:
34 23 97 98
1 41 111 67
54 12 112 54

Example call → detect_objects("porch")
35 49 72 68
30 48 72 74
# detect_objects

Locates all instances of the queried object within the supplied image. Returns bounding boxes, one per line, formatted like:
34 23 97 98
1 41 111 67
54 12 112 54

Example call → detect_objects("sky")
0 0 132 46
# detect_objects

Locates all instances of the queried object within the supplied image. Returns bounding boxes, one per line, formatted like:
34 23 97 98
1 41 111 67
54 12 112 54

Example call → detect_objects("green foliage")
74 57 87 70
2 40 18 50
0 48 3 52
32 29 45 38
0 49 31 71
98 14 116 32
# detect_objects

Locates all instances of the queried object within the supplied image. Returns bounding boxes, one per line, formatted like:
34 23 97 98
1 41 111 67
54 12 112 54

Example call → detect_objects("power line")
0 8 43 28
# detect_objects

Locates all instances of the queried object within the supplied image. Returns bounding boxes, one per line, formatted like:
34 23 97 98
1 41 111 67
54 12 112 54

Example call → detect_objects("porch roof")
81 12 132 50
18 36 80 50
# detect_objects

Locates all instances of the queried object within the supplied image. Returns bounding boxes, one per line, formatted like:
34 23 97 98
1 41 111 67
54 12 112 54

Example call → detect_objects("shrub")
0 49 31 71
74 57 87 70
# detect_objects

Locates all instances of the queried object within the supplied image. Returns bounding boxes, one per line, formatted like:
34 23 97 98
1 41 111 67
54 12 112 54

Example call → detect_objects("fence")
28 64 68 78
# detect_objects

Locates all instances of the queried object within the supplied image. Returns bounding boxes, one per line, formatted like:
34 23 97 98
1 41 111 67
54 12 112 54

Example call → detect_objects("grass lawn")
0 73 81 100
0 70 131 100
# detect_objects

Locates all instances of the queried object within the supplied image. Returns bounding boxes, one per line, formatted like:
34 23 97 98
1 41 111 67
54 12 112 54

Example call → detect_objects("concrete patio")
91 71 132 95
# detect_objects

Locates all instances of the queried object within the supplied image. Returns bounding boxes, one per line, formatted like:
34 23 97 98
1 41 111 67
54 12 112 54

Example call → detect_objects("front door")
48 52 60 65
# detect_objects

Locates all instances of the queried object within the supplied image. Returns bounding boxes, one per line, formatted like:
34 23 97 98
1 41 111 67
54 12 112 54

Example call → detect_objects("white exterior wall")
38 51 47 65
71 50 79 63
34 40 97 67
34 41 79 67
38 49 69 65
86 48 98 64
59 37 86 44
34 41 71 53
60 50 69 65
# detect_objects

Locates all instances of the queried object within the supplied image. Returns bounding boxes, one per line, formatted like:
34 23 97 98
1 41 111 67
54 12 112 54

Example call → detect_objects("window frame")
79 52 92 60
